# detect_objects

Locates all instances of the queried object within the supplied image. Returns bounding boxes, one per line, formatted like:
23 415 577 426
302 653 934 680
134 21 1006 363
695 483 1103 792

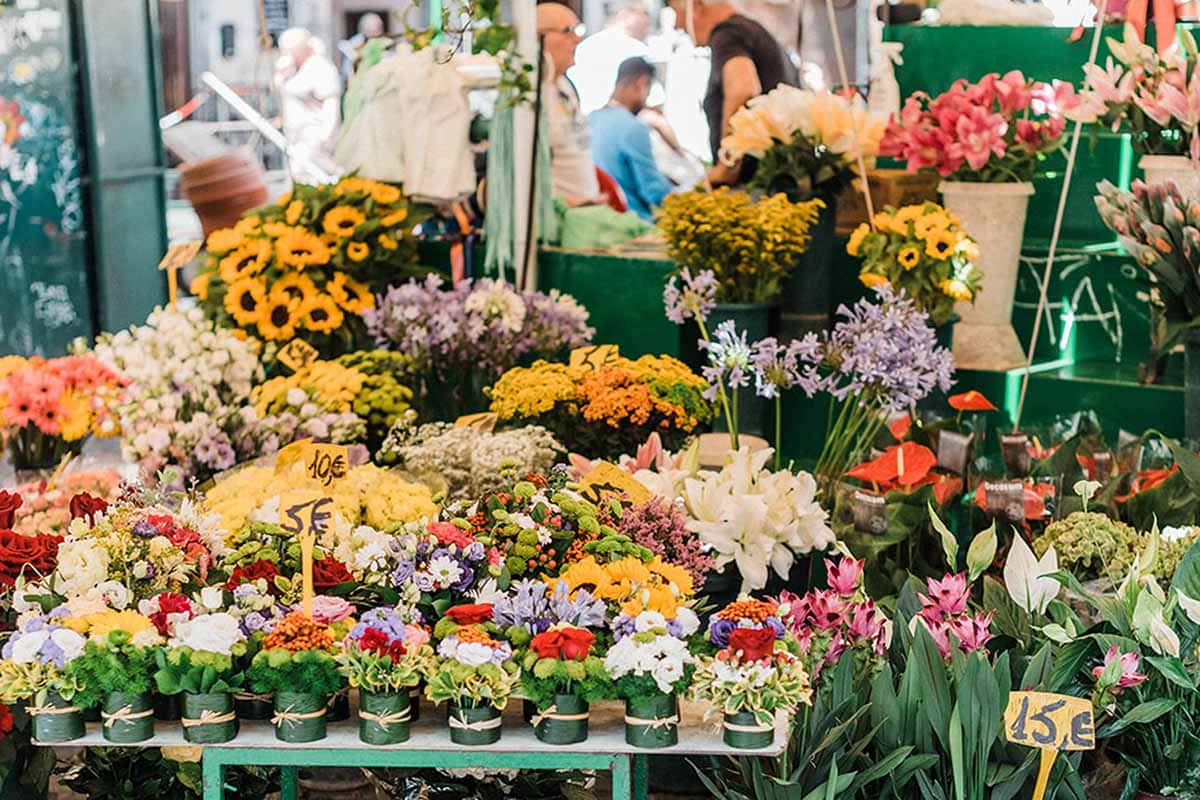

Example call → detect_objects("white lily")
1003 536 1060 615
1178 591 1200 626
1149 613 1182 657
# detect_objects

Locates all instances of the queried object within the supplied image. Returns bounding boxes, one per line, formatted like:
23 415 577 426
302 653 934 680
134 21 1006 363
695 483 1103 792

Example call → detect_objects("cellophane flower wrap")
719 86 887 198
694 598 812 727
61 610 164 709
847 202 983 325
0 609 87 705
427 604 519 709
336 606 435 693
153 611 248 695
881 70 1068 181
191 176 426 360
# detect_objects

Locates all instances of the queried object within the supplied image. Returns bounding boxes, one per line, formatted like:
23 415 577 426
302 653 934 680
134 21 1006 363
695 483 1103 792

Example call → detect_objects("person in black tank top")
667 0 797 185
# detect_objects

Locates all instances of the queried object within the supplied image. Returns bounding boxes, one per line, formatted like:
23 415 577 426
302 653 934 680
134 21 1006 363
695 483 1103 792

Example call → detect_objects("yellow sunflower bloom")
328 272 374 314
871 211 895 232
859 272 890 289
897 245 921 271
939 278 973 302
285 200 305 225
263 222 292 238
272 273 317 307
257 292 303 341
189 271 212 302
224 277 267 326
846 223 870 257
914 215 946 239
557 556 612 598
234 215 262 236
276 191 292 207
206 228 243 254
275 228 331 269
377 234 398 251
346 241 370 262
323 206 367 238
218 240 272 283
925 232 957 260
302 294 344 333
335 177 370 196
381 209 408 227
369 182 401 204
647 557 694 596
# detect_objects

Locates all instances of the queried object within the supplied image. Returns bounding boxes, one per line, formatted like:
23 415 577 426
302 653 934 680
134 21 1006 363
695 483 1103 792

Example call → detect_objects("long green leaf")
949 704 965 800
911 623 953 752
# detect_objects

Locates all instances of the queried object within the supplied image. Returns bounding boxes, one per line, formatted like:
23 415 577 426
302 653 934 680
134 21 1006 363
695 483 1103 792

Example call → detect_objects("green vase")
326 687 351 722
182 692 237 744
448 702 502 746
235 691 274 720
29 691 84 743
780 192 838 341
101 691 154 743
359 689 412 745
273 691 328 743
533 693 589 745
624 693 678 748
722 710 774 749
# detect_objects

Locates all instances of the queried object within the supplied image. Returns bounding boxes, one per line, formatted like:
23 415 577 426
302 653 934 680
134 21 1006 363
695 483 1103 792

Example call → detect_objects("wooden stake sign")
300 442 348 488
579 462 652 506
1004 691 1095 800
569 344 620 371
277 338 319 373
158 240 202 310
454 412 499 432
278 489 334 618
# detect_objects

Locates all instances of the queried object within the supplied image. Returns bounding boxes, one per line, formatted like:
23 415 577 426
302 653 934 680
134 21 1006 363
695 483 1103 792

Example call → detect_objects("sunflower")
263 222 292 238
206 227 243 254
381 209 408 227
275 228 331 268
218 240 272 283
335 177 370 196
321 232 341 249
276 191 292 207
323 206 366 238
557 557 611 597
234 215 262 236
914 214 948 239
224 277 268 326
328 272 374 314
257 291 303 341
369 182 401 204
377 234 398 251
647 558 694 595
285 200 305 225
859 272 889 289
939 278 973 302
272 273 317 307
924 232 957 260
302 294 344 333
346 241 370 262
189 271 212 301
897 245 921 271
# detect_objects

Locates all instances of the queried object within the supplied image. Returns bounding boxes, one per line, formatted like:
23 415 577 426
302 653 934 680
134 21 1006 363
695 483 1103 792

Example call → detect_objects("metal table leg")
202 753 223 800
281 765 299 800
632 754 649 800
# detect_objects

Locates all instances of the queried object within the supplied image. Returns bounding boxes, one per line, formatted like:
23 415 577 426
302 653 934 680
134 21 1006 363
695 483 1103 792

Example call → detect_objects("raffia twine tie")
102 705 154 728
181 709 237 729
722 719 773 734
624 713 679 731
28 704 80 716
271 706 327 728
359 707 411 730
234 692 272 703
326 688 348 709
449 711 503 732
531 705 590 728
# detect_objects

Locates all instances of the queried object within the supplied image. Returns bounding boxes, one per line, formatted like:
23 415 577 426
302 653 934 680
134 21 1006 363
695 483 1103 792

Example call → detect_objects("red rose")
0 491 21 529
313 557 354 591
445 603 494 625
530 629 564 659
358 628 390 654
0 704 12 739
727 628 776 662
530 627 594 661
0 529 62 588
69 493 108 525
225 559 281 594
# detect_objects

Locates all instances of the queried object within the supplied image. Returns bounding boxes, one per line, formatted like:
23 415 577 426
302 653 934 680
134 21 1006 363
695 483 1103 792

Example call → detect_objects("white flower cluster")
706 657 778 692
330 524 396 583
603 612 696 695
169 612 246 655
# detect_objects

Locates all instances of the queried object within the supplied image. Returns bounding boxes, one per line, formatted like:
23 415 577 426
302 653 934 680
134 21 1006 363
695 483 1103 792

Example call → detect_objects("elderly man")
275 28 341 182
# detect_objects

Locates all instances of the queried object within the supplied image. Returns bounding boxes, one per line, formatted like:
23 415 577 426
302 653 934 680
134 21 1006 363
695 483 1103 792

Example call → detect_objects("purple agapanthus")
700 320 753 401
663 268 718 325
749 336 807 399
492 579 606 633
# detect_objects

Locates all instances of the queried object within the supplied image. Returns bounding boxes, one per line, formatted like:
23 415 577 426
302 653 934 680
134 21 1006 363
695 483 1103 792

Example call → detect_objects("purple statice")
700 320 752 401
663 268 718 325
132 519 159 539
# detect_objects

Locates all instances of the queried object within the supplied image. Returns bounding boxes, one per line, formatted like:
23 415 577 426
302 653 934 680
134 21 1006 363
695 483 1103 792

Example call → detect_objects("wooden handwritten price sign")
274 438 312 474
158 240 202 310
579 462 652 506
569 344 620 371
301 442 348 488
454 412 499 432
278 489 335 618
276 338 319 373
1004 692 1095 800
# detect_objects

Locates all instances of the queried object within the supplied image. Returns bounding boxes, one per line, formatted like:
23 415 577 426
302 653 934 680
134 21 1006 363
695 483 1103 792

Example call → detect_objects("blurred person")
275 28 341 182
667 0 796 185
538 2 604 206
569 2 652 113
589 57 676 221
339 13 387 81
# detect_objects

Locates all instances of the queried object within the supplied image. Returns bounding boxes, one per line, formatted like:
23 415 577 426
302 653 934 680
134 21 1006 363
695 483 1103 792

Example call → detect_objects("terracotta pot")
179 150 269 235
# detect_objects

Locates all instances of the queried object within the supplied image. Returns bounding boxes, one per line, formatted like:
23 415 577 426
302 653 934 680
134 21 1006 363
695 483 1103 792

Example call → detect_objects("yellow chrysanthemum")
897 245 921 271
275 228 331 269
257 292 303 341
924 232 957 260
302 294 344 333
224 277 268 326
189 271 212 302
272 273 317 308
377 234 398 251
234 215 262 236
58 391 91 442
328 272 373 314
206 227 243 254
859 272 889 289
369 182 401 204
218 240 272 283
846 223 870 257
940 278 973 302
285 200 305 225
381 209 408 227
323 206 367 238
346 241 370 262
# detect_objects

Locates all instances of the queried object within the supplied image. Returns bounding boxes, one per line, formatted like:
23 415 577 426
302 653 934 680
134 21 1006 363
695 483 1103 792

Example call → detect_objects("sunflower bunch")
191 176 426 360
847 202 982 326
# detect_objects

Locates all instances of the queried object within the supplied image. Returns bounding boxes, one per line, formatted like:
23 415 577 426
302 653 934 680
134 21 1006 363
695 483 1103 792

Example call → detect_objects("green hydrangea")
1034 512 1142 583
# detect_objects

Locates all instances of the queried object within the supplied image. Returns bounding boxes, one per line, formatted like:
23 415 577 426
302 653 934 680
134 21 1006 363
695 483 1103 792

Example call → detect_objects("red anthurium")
974 481 1053 521
1115 465 1179 502
846 442 938 487
889 414 913 442
948 390 997 412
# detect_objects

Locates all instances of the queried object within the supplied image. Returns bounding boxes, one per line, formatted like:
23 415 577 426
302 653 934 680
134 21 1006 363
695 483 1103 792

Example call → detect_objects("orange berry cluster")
717 599 778 623
262 612 335 652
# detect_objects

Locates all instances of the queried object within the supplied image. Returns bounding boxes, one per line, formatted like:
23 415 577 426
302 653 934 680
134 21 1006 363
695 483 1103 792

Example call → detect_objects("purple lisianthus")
132 520 159 539
708 617 737 648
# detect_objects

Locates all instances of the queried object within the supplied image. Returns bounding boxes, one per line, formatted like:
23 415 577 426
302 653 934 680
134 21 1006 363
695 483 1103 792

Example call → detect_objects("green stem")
697 317 738 451
774 396 782 472
730 388 740 452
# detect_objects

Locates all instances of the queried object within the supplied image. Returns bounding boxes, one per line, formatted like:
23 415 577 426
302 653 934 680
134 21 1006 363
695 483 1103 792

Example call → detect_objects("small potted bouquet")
427 604 519 746
520 624 612 744
605 609 697 748
693 598 811 749
64 610 164 743
246 612 342 743
0 609 88 742
336 606 435 745
154 611 246 743
220 576 287 720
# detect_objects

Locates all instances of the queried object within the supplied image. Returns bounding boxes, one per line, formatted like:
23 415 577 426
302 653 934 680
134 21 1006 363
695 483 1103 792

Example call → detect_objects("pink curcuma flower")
825 557 864 596
807 590 849 631
949 611 994 654
847 600 888 653
920 573 971 619
1092 645 1148 693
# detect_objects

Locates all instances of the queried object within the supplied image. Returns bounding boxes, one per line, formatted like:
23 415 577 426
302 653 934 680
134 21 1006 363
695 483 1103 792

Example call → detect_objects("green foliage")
246 648 342 695
65 640 157 711
153 647 244 696
335 643 436 694
424 660 520 709
59 748 278 800
518 655 614 708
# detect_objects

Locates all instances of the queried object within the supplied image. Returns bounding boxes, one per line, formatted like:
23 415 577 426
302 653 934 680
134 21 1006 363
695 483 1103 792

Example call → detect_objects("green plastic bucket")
182 692 237 744
722 710 773 749
273 691 328 743
359 689 411 745
533 693 589 745
624 693 678 748
448 703 502 746
101 691 154 743
29 691 84 743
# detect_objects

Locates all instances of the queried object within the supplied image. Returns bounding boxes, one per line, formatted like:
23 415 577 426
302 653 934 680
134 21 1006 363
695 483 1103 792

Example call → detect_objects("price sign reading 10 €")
1004 692 1095 800
278 489 334 618
301 442 348 487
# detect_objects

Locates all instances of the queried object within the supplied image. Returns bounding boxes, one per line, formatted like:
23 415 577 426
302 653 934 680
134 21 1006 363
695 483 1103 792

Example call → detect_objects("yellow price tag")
579 462 652 506
276 338 319 373
454 412 499 432
274 438 313 474
300 442 349 488
277 489 334 618
569 344 620 371
1004 692 1095 800
158 240 202 310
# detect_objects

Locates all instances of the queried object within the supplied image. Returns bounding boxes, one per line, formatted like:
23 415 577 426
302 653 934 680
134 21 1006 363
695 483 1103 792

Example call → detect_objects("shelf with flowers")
245 612 343 743
190 176 426 362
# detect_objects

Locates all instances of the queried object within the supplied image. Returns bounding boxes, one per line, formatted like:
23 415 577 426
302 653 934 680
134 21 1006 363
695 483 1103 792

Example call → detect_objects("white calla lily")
1004 536 1060 615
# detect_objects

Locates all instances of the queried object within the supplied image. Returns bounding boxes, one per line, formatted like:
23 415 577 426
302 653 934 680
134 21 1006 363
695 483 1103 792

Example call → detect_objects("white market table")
45 699 786 800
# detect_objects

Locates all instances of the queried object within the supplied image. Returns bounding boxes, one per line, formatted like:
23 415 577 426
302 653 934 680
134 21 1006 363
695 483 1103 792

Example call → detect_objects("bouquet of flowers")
153 611 247 743
191 176 425 359
520 624 611 744
251 359 374 445
246 612 342 742
427 604 520 745
367 275 594 418
693 598 811 748
613 497 715 588
0 609 88 742
847 202 982 324
719 86 887 199
604 609 698 748
386 521 492 619
0 355 125 470
881 70 1067 181
657 188 824 305
488 354 711 459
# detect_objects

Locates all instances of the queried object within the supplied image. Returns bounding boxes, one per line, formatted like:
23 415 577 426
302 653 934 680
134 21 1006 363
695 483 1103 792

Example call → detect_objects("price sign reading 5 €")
278 489 334 618
1004 692 1095 800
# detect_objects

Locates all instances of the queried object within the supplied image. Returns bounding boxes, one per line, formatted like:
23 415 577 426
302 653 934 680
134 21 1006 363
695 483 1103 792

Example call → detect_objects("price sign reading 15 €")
1004 692 1095 800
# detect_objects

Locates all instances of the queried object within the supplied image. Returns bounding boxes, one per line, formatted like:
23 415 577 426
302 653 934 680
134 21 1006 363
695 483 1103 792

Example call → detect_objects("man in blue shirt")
588 57 676 222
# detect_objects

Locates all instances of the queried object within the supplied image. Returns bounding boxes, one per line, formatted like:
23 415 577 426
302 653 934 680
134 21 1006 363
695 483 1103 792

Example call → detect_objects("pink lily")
995 70 1033 114
1156 72 1200 161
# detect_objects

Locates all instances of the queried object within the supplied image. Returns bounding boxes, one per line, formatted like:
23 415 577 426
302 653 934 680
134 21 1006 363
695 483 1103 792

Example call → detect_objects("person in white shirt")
569 2 652 114
275 28 341 183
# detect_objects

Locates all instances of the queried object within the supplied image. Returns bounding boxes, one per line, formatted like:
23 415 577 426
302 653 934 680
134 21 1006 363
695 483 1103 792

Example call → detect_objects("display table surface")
45 699 785 800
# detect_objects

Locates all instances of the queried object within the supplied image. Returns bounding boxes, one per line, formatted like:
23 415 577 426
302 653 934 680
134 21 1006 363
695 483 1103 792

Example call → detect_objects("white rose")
171 613 244 655
50 629 87 664
10 630 49 664
455 642 496 668
199 586 224 611
53 541 110 599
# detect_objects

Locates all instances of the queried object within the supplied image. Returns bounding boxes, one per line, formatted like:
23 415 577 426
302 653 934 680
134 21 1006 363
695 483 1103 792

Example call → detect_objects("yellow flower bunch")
658 188 823 304
848 202 983 326
253 360 367 416
556 555 695 619
65 610 163 647
192 175 425 360
487 361 585 420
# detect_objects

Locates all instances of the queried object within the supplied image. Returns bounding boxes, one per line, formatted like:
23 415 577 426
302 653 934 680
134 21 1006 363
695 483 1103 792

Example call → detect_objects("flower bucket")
359 689 412 745
1141 153 1200 199
29 691 84 743
101 691 154 743
624 693 679 748
273 691 328 743
939 181 1033 371
448 703 503 746
722 710 774 749
234 691 274 720
326 686 351 721
153 692 182 721
1186 329 1200 441
780 192 838 341
532 693 589 745
182 692 237 744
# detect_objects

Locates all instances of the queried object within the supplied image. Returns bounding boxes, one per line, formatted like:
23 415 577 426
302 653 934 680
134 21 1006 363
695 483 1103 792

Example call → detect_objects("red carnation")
386 641 408 661
68 493 108 525
0 704 12 740
428 521 475 549
531 626 594 661
225 559 281 594
727 628 776 662
0 530 61 588
313 557 354 591
148 592 194 636
0 491 21 529
445 603 494 625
